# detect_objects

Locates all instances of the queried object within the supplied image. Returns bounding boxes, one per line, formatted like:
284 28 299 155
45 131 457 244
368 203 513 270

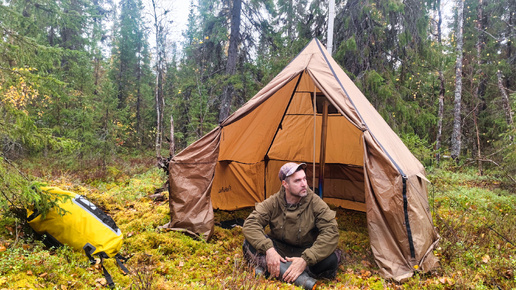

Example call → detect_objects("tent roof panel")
218 76 299 163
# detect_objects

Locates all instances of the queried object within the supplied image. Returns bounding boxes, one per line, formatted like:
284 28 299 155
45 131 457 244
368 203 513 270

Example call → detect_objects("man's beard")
291 188 307 198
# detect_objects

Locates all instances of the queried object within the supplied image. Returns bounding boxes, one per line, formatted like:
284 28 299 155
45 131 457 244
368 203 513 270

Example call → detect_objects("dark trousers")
242 239 339 279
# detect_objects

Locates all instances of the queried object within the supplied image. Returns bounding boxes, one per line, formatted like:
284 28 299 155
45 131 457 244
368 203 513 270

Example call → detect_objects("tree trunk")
497 71 514 128
218 0 241 122
508 5 513 71
451 0 465 161
91 0 102 97
326 0 335 54
169 115 175 158
93 55 100 96
117 59 125 109
152 0 166 159
473 111 483 174
136 29 143 146
472 0 486 175
436 71 445 164
287 0 294 41
435 0 445 164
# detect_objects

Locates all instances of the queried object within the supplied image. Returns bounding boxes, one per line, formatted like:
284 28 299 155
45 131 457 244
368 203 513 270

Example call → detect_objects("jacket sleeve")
301 199 339 266
242 199 275 254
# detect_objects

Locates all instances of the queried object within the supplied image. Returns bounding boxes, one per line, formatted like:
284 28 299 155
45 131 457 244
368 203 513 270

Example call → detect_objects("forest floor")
0 156 515 289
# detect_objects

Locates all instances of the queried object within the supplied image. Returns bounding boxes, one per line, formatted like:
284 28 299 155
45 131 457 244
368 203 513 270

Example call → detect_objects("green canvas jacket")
243 187 339 266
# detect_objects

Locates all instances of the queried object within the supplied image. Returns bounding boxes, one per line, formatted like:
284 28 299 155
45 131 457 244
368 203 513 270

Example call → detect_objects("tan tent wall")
168 128 220 240
265 160 287 199
363 131 411 279
309 165 365 201
362 129 438 280
211 161 265 210
406 174 440 272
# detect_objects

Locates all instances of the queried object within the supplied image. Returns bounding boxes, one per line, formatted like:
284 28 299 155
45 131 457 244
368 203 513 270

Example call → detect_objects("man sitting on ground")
242 162 340 284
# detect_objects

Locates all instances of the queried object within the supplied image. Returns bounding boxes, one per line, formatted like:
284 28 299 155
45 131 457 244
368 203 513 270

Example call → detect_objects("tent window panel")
312 93 339 114
285 92 339 116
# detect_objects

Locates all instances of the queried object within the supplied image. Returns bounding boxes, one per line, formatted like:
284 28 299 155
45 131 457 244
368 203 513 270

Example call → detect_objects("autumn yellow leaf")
95 278 107 286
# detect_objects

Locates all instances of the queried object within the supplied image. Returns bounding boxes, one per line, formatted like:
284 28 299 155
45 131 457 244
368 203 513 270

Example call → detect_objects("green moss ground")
1 163 515 289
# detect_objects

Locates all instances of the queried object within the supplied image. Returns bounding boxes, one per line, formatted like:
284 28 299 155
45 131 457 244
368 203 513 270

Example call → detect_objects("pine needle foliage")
0 156 71 223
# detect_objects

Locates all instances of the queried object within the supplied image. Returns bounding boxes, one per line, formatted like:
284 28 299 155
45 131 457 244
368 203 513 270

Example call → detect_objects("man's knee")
308 252 339 279
242 239 267 269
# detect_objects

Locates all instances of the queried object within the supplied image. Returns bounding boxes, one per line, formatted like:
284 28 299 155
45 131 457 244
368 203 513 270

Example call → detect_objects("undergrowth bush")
429 169 516 289
400 133 435 167
498 127 516 188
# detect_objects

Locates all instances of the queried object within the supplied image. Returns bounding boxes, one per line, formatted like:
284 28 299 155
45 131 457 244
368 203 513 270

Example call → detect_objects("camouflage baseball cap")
278 162 307 181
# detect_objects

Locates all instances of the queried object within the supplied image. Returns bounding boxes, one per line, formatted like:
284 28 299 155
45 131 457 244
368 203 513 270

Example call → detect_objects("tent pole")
313 87 317 192
318 99 329 198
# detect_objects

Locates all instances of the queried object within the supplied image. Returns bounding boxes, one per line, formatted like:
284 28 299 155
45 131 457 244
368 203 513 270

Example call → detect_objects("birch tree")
451 0 465 161
435 0 446 164
472 0 487 174
150 0 169 160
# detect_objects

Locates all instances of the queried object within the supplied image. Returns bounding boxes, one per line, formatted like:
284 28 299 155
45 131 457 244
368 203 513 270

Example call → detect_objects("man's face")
283 170 308 199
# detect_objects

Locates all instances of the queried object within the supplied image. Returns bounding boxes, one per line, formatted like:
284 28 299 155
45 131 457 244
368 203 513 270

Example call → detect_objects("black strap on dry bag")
99 255 115 288
115 253 130 275
83 244 130 288
83 243 97 265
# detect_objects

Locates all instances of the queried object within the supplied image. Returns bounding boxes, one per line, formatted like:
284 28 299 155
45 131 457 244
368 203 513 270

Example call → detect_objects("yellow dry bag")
27 186 128 287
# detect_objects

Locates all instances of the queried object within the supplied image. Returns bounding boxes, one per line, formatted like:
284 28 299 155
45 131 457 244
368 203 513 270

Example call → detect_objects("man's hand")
282 257 307 283
265 248 286 278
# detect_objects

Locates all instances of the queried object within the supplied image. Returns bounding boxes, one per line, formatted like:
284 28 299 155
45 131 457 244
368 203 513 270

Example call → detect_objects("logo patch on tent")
218 185 232 193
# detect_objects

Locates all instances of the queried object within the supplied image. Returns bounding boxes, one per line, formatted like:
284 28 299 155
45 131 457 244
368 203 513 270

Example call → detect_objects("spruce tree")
110 0 153 148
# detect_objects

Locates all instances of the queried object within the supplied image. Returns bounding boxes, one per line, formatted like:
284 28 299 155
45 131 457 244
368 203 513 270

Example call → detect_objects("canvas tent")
165 38 439 281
